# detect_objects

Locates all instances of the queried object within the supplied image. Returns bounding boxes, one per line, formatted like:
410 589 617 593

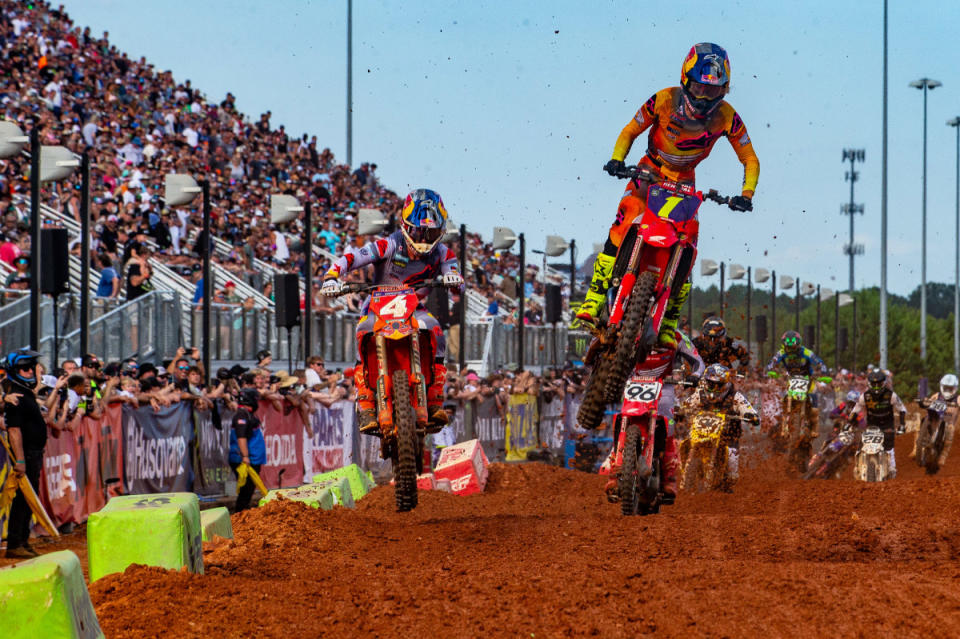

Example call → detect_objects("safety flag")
236 462 268 498
0 434 59 538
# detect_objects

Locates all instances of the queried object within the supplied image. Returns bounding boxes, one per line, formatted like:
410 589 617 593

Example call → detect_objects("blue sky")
66 0 960 295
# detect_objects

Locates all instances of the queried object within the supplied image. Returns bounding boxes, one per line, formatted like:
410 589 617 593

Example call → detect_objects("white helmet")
941 374 958 400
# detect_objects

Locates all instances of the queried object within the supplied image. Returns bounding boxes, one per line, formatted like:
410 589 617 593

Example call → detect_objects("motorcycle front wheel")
618 424 645 516
392 369 419 512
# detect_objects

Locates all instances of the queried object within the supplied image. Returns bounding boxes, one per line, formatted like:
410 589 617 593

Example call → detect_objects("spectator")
4 254 29 288
95 254 120 297
304 355 325 389
2 348 45 559
125 242 152 301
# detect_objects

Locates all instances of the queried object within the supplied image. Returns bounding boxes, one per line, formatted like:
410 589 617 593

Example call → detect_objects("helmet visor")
687 80 726 100
783 336 800 350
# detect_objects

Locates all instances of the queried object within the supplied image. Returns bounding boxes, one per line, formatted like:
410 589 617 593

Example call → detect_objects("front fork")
374 333 430 436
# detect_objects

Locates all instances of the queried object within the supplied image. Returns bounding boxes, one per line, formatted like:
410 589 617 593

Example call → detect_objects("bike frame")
360 287 434 442
607 180 700 338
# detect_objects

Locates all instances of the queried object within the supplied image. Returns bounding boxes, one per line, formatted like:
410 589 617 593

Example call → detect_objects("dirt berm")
89 434 960 637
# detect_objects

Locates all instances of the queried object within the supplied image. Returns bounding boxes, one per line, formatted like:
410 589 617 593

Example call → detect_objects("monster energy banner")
124 403 193 494
195 407 231 497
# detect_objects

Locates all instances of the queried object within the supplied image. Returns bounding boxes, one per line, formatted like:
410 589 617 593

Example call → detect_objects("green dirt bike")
766 371 832 473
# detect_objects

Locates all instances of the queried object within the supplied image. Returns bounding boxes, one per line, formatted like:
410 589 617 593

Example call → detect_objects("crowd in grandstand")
0 1 564 325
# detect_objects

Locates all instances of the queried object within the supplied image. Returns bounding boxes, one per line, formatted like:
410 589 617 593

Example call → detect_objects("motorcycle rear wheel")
866 456 878 482
392 370 419 512
577 352 613 430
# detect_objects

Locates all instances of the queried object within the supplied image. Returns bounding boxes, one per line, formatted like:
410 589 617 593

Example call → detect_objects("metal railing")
56 291 182 364
462 319 573 372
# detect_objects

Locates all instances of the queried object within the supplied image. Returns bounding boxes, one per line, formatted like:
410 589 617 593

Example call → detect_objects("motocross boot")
426 363 449 433
657 282 690 349
574 252 615 329
938 421 955 467
354 365 378 434
661 435 679 504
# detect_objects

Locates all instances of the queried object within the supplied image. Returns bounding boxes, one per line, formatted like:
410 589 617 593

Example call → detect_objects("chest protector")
864 387 894 429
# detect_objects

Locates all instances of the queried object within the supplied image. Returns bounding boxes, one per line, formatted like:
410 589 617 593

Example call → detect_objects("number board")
862 430 884 445
623 380 661 403
931 400 947 413
646 186 700 223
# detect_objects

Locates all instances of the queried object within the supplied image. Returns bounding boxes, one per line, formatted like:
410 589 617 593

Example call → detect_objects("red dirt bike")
339 281 448 512
578 165 742 430
610 348 690 516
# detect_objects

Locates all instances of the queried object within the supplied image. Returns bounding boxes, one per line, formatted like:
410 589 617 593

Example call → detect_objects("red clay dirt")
87 433 960 638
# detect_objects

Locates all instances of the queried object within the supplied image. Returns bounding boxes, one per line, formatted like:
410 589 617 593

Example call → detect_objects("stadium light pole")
950 116 960 373
910 77 941 364
841 149 865 292
31 143 79 359
880 0 889 369
271 194 309 365
492 227 524 370
165 174 206 382
346 0 353 167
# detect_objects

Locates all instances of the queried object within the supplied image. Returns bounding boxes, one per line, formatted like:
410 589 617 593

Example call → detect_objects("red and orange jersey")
611 87 759 196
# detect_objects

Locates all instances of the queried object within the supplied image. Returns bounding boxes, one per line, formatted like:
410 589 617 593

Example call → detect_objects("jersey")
325 230 459 296
765 347 827 378
678 389 757 445
850 387 906 430
692 335 750 369
611 87 760 196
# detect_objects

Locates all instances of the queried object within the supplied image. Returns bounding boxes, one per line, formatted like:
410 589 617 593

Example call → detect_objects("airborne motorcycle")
578 165 741 430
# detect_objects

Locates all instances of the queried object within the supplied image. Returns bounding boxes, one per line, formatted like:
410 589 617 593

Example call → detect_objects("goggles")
687 80 726 100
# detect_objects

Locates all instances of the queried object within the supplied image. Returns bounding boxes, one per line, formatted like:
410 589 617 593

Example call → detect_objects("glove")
321 278 342 298
603 159 625 177
442 271 464 288
744 412 760 425
685 374 700 387
729 195 753 212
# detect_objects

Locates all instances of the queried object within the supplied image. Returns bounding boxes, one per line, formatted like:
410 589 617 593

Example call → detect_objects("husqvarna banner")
505 394 539 461
124 403 193 494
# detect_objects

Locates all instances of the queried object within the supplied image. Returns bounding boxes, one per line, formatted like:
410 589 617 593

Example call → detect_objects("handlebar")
607 164 737 209
336 278 450 298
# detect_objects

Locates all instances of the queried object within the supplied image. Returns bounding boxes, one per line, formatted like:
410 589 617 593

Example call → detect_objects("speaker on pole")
40 227 69 295
274 273 301 329
755 315 768 344
545 284 562 324
426 286 450 327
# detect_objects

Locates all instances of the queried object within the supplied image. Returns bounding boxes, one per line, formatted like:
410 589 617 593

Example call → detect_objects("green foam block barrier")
312 464 374 500
87 493 203 582
0 550 104 639
311 477 355 508
200 507 233 541
258 484 335 510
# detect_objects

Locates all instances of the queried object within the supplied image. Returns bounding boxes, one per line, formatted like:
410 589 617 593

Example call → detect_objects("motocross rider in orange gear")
576 43 760 350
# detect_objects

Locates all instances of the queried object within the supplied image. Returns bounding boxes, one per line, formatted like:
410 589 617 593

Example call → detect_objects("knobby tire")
392 370 419 512
619 424 643 516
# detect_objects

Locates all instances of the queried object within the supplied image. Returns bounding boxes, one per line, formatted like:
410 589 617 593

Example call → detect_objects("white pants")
887 449 896 478
727 447 740 482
